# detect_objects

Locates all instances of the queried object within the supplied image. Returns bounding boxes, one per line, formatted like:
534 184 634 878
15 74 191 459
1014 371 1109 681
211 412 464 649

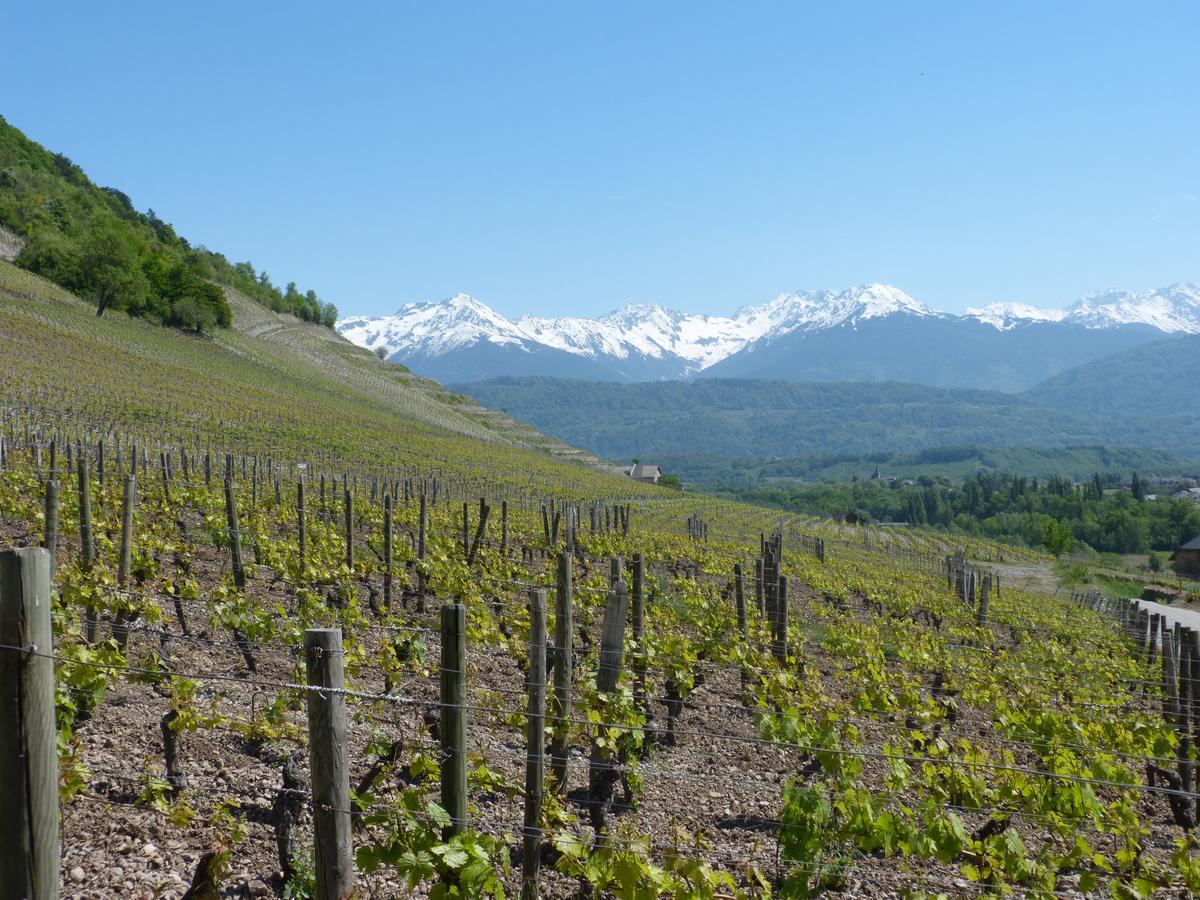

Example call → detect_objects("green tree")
78 225 148 317
1042 519 1074 558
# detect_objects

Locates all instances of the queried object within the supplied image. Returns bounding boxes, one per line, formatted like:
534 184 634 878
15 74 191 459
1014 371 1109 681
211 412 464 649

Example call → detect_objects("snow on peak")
1063 283 1200 333
964 302 1067 330
336 281 1200 369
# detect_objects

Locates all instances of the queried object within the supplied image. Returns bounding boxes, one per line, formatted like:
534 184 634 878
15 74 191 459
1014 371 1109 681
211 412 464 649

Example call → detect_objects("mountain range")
338 282 1200 391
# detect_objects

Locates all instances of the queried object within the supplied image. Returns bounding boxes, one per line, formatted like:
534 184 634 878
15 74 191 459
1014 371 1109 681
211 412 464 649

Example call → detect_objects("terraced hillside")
0 260 621 489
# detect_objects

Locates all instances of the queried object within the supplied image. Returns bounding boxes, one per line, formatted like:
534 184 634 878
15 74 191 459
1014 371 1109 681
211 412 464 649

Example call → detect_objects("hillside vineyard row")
2 419 1199 898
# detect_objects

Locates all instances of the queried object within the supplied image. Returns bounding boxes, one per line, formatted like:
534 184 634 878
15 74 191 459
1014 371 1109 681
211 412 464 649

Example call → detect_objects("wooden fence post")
755 557 765 617
417 493 428 605
773 575 789 661
522 590 547 899
734 563 746 634
304 629 353 900
225 479 245 590
977 575 991 628
589 580 629 836
0 547 59 900
550 552 574 791
298 480 307 570
113 474 137 651
440 602 468 838
344 488 354 571
383 495 394 611
78 457 99 643
42 480 60 573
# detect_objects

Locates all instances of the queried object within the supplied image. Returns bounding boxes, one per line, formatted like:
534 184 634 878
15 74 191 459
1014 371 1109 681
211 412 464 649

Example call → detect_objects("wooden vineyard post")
383 495 394 611
344 487 354 571
1179 630 1193 793
462 502 470 558
297 479 307 571
755 557 765 617
1189 631 1200 793
589 580 629 836
977 575 991 628
440 602 468 839
42 479 60 573
632 552 647 711
1150 614 1161 666
417 493 428 608
467 498 490 566
0 548 59 900
501 499 508 555
112 474 137 651
734 563 746 634
78 457 99 643
304 629 353 900
772 574 789 661
522 589 547 900
550 552 573 791
225 479 245 590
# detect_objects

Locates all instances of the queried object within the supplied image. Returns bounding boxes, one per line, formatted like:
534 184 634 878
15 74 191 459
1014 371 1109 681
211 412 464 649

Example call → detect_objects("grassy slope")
0 261 634 495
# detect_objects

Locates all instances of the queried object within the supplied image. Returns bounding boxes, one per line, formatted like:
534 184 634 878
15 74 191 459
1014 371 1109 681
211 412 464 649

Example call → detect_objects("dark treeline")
0 116 336 333
728 471 1200 555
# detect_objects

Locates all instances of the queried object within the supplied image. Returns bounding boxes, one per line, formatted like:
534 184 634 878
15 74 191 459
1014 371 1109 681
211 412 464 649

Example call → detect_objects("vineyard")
1 262 1199 899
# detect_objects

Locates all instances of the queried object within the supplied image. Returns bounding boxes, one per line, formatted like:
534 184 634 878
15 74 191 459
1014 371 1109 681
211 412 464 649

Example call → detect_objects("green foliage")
456 377 1200 463
0 115 332 331
1042 519 1074 557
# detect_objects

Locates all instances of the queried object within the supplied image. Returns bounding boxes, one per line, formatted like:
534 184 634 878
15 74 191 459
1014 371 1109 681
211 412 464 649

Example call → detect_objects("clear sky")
7 1 1199 319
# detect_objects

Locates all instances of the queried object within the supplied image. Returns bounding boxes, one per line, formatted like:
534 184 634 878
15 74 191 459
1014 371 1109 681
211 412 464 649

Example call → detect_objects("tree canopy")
0 116 336 333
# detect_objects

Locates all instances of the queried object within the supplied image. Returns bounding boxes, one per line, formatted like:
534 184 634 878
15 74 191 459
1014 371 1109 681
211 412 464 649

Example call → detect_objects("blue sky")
7 1 1199 319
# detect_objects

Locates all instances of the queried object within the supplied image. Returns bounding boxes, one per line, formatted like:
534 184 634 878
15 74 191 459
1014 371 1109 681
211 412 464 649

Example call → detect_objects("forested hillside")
0 116 336 332
457 376 1200 461
1025 333 1200 418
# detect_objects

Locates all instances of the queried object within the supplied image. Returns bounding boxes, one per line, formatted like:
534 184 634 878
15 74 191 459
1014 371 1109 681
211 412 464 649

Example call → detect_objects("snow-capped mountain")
339 284 941 375
963 302 1068 330
1060 283 1200 332
337 282 1200 391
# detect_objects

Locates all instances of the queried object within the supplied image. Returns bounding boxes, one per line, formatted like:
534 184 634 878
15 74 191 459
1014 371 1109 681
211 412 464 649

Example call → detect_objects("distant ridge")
339 282 1200 390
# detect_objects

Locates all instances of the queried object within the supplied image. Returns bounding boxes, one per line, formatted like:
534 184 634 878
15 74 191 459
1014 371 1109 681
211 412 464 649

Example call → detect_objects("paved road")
1132 597 1200 636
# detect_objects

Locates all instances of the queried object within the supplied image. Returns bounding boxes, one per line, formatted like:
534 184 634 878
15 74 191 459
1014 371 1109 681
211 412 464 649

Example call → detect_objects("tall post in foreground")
550 552 574 791
0 548 59 900
304 628 353 900
522 590 547 900
440 602 468 838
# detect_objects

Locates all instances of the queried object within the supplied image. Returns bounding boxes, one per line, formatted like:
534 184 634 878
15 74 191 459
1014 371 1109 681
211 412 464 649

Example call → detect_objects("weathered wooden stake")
297 480 307 570
225 479 245 589
550 552 574 791
42 480 60 573
440 602 468 839
344 488 354 571
773 575 789 661
589 580 629 835
0 548 59 900
112 474 137 650
304 629 353 900
78 457 99 643
977 575 991 628
383 495 394 611
734 563 746 634
522 590 547 899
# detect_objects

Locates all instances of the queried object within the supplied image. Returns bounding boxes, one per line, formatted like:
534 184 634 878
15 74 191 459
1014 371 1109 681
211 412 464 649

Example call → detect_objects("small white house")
623 463 661 484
